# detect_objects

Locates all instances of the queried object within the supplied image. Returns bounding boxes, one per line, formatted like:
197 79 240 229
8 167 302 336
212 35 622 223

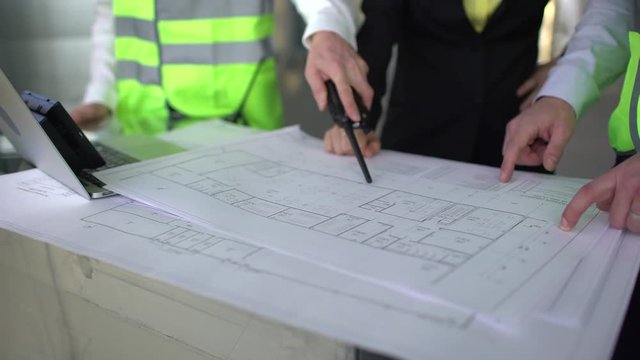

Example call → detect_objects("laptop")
0 68 184 199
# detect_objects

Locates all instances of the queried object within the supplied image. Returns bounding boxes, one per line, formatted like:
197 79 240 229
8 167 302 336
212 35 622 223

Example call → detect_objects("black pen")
343 124 372 183
325 80 373 183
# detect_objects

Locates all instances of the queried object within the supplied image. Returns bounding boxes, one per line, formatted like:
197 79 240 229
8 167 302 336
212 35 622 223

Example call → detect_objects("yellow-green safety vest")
113 0 283 135
608 32 640 156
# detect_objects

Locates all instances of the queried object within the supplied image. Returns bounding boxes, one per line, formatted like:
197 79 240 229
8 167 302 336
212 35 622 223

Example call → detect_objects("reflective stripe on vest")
112 0 282 135
608 32 640 154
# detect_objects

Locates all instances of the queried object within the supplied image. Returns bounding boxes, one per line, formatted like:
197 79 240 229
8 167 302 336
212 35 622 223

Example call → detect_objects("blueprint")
95 126 607 319
0 166 632 360
0 169 518 359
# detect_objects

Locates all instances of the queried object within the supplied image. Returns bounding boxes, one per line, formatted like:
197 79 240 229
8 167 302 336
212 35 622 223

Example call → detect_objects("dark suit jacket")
359 0 549 167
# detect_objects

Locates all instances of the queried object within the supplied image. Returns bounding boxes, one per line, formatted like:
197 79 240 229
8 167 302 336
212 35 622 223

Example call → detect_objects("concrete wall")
0 0 94 107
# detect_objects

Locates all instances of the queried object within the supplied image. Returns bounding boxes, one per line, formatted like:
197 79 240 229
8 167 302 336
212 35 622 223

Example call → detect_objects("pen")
325 80 373 183
343 124 372 183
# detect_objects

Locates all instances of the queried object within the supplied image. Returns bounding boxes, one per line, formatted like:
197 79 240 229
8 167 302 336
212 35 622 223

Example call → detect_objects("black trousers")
612 151 638 360
616 153 634 166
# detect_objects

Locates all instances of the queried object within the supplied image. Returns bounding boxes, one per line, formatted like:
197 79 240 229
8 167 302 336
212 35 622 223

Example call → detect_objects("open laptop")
0 68 184 199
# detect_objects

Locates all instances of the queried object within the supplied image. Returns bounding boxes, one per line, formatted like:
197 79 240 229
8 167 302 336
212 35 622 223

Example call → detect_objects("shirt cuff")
536 65 603 120
82 80 117 112
301 8 358 49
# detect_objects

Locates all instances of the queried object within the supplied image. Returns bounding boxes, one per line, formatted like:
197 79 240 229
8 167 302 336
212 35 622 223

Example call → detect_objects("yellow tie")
463 0 502 33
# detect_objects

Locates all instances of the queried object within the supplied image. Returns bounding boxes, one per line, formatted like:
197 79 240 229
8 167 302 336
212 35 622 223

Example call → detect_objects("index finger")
499 146 519 183
500 128 530 182
561 174 615 230
305 66 328 111
350 58 374 110
333 76 361 121
352 79 374 112
499 120 540 182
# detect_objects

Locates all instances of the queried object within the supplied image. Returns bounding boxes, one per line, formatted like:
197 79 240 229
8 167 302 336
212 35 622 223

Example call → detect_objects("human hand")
305 31 373 121
70 103 111 130
561 153 640 233
500 97 577 182
516 60 558 111
323 124 381 158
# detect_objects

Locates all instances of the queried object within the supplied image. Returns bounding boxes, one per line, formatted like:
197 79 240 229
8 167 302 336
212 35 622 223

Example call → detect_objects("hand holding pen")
324 80 376 183
324 124 381 159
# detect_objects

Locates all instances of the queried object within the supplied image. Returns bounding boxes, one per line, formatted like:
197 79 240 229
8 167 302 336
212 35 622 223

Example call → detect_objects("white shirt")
537 0 637 118
83 0 363 111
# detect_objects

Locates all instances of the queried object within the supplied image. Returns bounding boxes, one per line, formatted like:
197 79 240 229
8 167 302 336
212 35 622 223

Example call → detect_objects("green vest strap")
609 32 640 153
117 61 160 85
115 18 156 41
155 0 272 19
162 40 273 65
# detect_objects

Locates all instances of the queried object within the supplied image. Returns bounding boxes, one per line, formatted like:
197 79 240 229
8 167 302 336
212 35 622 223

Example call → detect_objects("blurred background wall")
0 0 94 106
0 0 618 179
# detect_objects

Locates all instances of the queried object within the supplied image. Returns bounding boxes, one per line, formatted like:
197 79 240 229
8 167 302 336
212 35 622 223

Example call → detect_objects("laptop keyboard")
92 142 137 170
77 142 138 189
78 170 106 187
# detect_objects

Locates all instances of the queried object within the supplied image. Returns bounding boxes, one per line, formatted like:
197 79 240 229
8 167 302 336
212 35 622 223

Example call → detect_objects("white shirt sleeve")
289 0 363 49
82 0 117 111
537 0 635 118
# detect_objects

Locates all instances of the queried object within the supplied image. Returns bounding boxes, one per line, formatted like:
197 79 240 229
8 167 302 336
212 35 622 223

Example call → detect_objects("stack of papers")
0 125 637 359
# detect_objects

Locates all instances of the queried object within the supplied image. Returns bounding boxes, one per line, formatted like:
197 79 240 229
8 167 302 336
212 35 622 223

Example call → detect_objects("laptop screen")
0 68 91 198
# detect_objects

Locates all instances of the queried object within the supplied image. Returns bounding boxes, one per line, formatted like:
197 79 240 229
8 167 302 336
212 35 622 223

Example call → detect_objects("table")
2 124 640 360
0 228 351 360
0 125 353 360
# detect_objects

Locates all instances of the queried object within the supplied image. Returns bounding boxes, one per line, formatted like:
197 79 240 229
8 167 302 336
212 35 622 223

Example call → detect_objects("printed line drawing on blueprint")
96 127 607 319
2 168 634 360
81 201 467 325
0 170 482 352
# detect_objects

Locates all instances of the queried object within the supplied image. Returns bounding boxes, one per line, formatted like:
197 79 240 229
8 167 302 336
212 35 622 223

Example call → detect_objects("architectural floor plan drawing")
95 127 606 318
0 169 525 360
0 166 633 360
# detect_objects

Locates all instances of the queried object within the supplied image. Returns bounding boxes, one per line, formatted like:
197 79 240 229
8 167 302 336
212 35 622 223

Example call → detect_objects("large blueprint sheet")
0 170 461 359
95 127 607 323
0 168 633 360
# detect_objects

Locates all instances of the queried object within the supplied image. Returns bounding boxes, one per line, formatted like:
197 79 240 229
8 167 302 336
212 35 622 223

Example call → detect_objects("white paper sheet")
542 227 623 326
96 126 607 320
570 231 640 360
0 168 635 360
158 119 263 150
0 169 467 359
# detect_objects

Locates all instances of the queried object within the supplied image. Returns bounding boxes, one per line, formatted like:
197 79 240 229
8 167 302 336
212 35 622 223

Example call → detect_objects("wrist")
308 31 340 46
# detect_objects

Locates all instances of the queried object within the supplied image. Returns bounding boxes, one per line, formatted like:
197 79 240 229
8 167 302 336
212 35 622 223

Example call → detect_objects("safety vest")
112 0 283 135
608 32 640 155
